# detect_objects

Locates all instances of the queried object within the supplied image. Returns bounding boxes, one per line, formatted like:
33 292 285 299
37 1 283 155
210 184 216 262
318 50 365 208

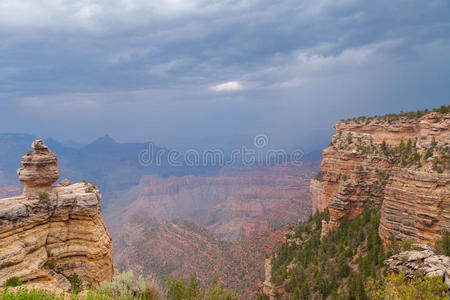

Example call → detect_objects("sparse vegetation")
85 182 99 193
0 289 63 300
38 192 50 204
3 277 22 288
366 272 448 299
43 260 55 270
435 231 450 256
69 273 82 294
165 276 238 300
99 271 158 299
343 105 449 123
313 171 323 182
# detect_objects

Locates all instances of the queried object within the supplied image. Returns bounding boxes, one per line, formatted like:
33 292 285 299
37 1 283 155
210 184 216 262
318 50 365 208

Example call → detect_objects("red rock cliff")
312 110 449 243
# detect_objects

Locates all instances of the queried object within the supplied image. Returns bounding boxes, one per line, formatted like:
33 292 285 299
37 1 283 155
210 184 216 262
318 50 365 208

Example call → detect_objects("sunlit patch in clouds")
210 81 244 92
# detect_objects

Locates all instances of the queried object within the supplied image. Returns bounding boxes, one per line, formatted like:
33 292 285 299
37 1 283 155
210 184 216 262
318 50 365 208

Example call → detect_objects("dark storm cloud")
0 0 449 148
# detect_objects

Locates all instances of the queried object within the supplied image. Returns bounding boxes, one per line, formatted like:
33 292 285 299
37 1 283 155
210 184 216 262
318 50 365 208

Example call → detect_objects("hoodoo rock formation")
0 140 113 288
311 110 449 244
17 140 59 193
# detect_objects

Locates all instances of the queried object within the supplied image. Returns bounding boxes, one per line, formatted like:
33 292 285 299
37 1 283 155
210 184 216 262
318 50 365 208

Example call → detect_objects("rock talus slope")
311 111 449 243
0 140 113 288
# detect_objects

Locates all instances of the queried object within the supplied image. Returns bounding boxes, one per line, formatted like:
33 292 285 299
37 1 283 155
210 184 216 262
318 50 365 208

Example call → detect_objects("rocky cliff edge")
0 140 114 289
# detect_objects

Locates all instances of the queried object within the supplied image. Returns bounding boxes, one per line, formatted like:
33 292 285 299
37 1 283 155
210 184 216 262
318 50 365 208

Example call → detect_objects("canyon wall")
312 111 449 243
0 140 113 288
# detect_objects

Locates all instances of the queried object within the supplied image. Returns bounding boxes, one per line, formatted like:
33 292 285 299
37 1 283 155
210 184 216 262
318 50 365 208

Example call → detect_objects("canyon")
0 135 318 296
0 140 113 289
110 162 317 296
115 218 286 298
106 162 316 241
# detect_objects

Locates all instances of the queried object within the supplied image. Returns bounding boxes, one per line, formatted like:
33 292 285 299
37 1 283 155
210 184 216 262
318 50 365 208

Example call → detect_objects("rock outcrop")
0 140 114 289
312 110 449 243
385 244 450 288
262 257 276 300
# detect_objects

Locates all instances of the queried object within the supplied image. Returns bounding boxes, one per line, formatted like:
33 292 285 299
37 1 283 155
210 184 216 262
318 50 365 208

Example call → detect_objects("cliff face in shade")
0 140 114 288
312 111 449 243
310 179 325 213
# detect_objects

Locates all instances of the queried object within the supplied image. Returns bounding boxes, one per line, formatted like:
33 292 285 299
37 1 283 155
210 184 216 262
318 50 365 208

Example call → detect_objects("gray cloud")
0 0 449 149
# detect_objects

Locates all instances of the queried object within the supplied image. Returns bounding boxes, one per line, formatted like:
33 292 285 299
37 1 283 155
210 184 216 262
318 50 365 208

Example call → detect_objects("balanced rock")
17 140 59 193
0 140 114 289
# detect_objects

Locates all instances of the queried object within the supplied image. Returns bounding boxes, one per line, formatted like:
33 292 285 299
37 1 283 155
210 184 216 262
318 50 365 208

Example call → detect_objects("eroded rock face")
379 168 449 244
0 140 113 288
385 244 450 288
312 111 449 243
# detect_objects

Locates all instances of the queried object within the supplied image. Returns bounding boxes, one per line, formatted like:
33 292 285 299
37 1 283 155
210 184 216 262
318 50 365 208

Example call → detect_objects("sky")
0 0 449 150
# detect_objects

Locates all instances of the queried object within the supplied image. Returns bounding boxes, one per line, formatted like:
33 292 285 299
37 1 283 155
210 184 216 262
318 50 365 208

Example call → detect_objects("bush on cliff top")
99 271 158 299
343 105 449 122
0 289 63 300
165 276 238 300
435 231 450 256
3 277 22 288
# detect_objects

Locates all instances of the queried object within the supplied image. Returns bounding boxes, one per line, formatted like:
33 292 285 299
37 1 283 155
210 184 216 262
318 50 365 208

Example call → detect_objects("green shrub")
432 105 449 114
400 239 419 251
313 171 323 182
165 276 238 300
43 260 55 270
0 288 64 299
3 277 22 287
256 293 269 300
366 272 448 299
99 271 153 299
435 231 450 256
85 186 96 193
38 192 50 204
69 273 82 294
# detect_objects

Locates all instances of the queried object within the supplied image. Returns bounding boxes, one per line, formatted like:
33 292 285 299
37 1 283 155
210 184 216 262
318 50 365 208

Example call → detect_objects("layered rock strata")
385 244 450 288
379 167 449 244
312 111 449 243
0 140 113 288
